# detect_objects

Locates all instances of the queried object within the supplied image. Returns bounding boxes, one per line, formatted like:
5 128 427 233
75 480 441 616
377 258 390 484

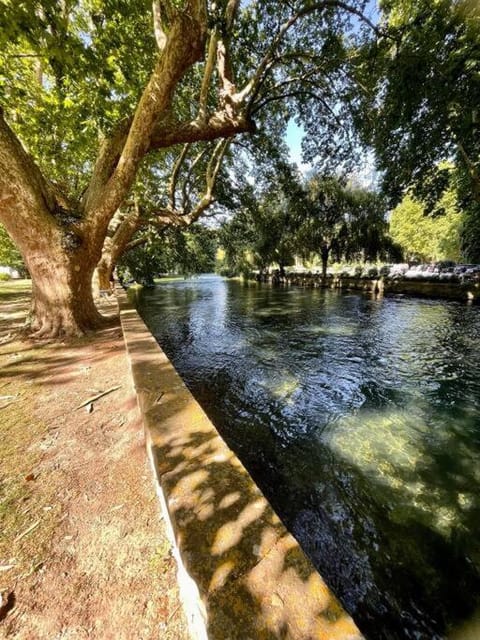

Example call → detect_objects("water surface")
137 275 480 639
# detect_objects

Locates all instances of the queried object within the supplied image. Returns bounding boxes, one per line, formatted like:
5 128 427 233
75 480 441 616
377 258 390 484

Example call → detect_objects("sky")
285 120 309 172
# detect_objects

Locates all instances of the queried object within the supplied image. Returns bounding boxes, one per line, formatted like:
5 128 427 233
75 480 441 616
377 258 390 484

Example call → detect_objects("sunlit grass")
0 278 31 298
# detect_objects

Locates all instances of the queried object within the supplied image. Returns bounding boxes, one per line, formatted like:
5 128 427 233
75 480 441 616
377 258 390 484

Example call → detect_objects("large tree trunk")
13 224 108 337
29 253 105 337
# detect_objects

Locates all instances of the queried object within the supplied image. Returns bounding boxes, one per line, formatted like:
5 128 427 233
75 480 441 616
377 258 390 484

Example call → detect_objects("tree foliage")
389 191 463 262
118 223 216 284
218 163 396 275
356 0 480 210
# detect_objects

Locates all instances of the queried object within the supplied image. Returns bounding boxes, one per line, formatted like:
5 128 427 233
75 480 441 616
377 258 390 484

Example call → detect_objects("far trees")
218 168 301 277
0 224 25 275
117 223 217 284
219 165 396 276
389 191 463 263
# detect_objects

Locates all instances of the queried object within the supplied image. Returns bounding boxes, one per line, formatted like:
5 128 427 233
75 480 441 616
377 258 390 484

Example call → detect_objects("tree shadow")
0 288 125 390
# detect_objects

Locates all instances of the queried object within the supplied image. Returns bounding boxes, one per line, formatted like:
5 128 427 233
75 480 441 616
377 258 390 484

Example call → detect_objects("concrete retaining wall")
285 275 480 302
117 290 363 640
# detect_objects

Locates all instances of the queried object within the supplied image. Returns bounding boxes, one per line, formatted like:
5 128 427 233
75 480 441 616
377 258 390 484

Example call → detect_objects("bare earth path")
0 281 188 639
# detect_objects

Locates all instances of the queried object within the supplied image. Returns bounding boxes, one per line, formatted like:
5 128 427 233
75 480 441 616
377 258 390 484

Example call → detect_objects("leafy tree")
218 159 312 275
329 0 480 268
341 187 401 263
298 175 396 274
389 191 463 262
356 0 480 228
117 223 216 284
0 0 379 336
218 185 297 276
298 175 348 275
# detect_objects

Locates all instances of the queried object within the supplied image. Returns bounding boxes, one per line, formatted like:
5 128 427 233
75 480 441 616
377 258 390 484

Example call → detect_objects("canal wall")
117 289 363 640
275 274 480 302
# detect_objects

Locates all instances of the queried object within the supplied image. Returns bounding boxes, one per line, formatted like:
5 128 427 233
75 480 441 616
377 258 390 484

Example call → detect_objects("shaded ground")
0 281 188 639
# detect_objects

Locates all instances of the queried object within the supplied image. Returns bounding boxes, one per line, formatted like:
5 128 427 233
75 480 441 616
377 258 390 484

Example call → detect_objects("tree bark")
93 206 143 295
16 227 107 337
95 258 114 293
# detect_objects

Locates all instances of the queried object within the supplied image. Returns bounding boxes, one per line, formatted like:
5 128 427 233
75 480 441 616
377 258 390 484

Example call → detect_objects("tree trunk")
1 200 108 337
321 243 330 278
24 240 108 338
93 205 143 296
94 257 114 293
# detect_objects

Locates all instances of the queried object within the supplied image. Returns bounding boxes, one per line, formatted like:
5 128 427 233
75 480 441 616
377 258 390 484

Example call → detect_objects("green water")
137 275 480 640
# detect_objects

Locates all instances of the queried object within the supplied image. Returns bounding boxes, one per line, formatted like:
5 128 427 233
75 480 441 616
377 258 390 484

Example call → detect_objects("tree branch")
225 0 240 30
124 233 151 253
0 110 57 229
149 110 254 149
199 29 219 121
152 0 167 51
183 138 230 224
181 146 209 213
81 1 208 232
169 143 190 210
236 0 380 109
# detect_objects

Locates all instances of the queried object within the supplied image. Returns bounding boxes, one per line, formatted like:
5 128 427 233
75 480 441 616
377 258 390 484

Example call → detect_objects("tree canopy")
0 0 382 336
355 0 480 210
389 190 463 262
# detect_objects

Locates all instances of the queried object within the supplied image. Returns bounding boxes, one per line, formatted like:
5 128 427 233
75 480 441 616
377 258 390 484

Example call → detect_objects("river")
136 275 480 640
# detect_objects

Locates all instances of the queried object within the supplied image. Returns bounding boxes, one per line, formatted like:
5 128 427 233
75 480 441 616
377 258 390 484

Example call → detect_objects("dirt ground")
0 281 189 639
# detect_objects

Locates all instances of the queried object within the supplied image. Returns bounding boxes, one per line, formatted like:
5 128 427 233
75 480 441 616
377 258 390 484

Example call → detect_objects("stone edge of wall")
282 276 480 301
116 288 363 640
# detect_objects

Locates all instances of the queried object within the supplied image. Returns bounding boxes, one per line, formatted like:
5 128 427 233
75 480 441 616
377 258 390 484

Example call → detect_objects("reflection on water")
137 275 480 640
